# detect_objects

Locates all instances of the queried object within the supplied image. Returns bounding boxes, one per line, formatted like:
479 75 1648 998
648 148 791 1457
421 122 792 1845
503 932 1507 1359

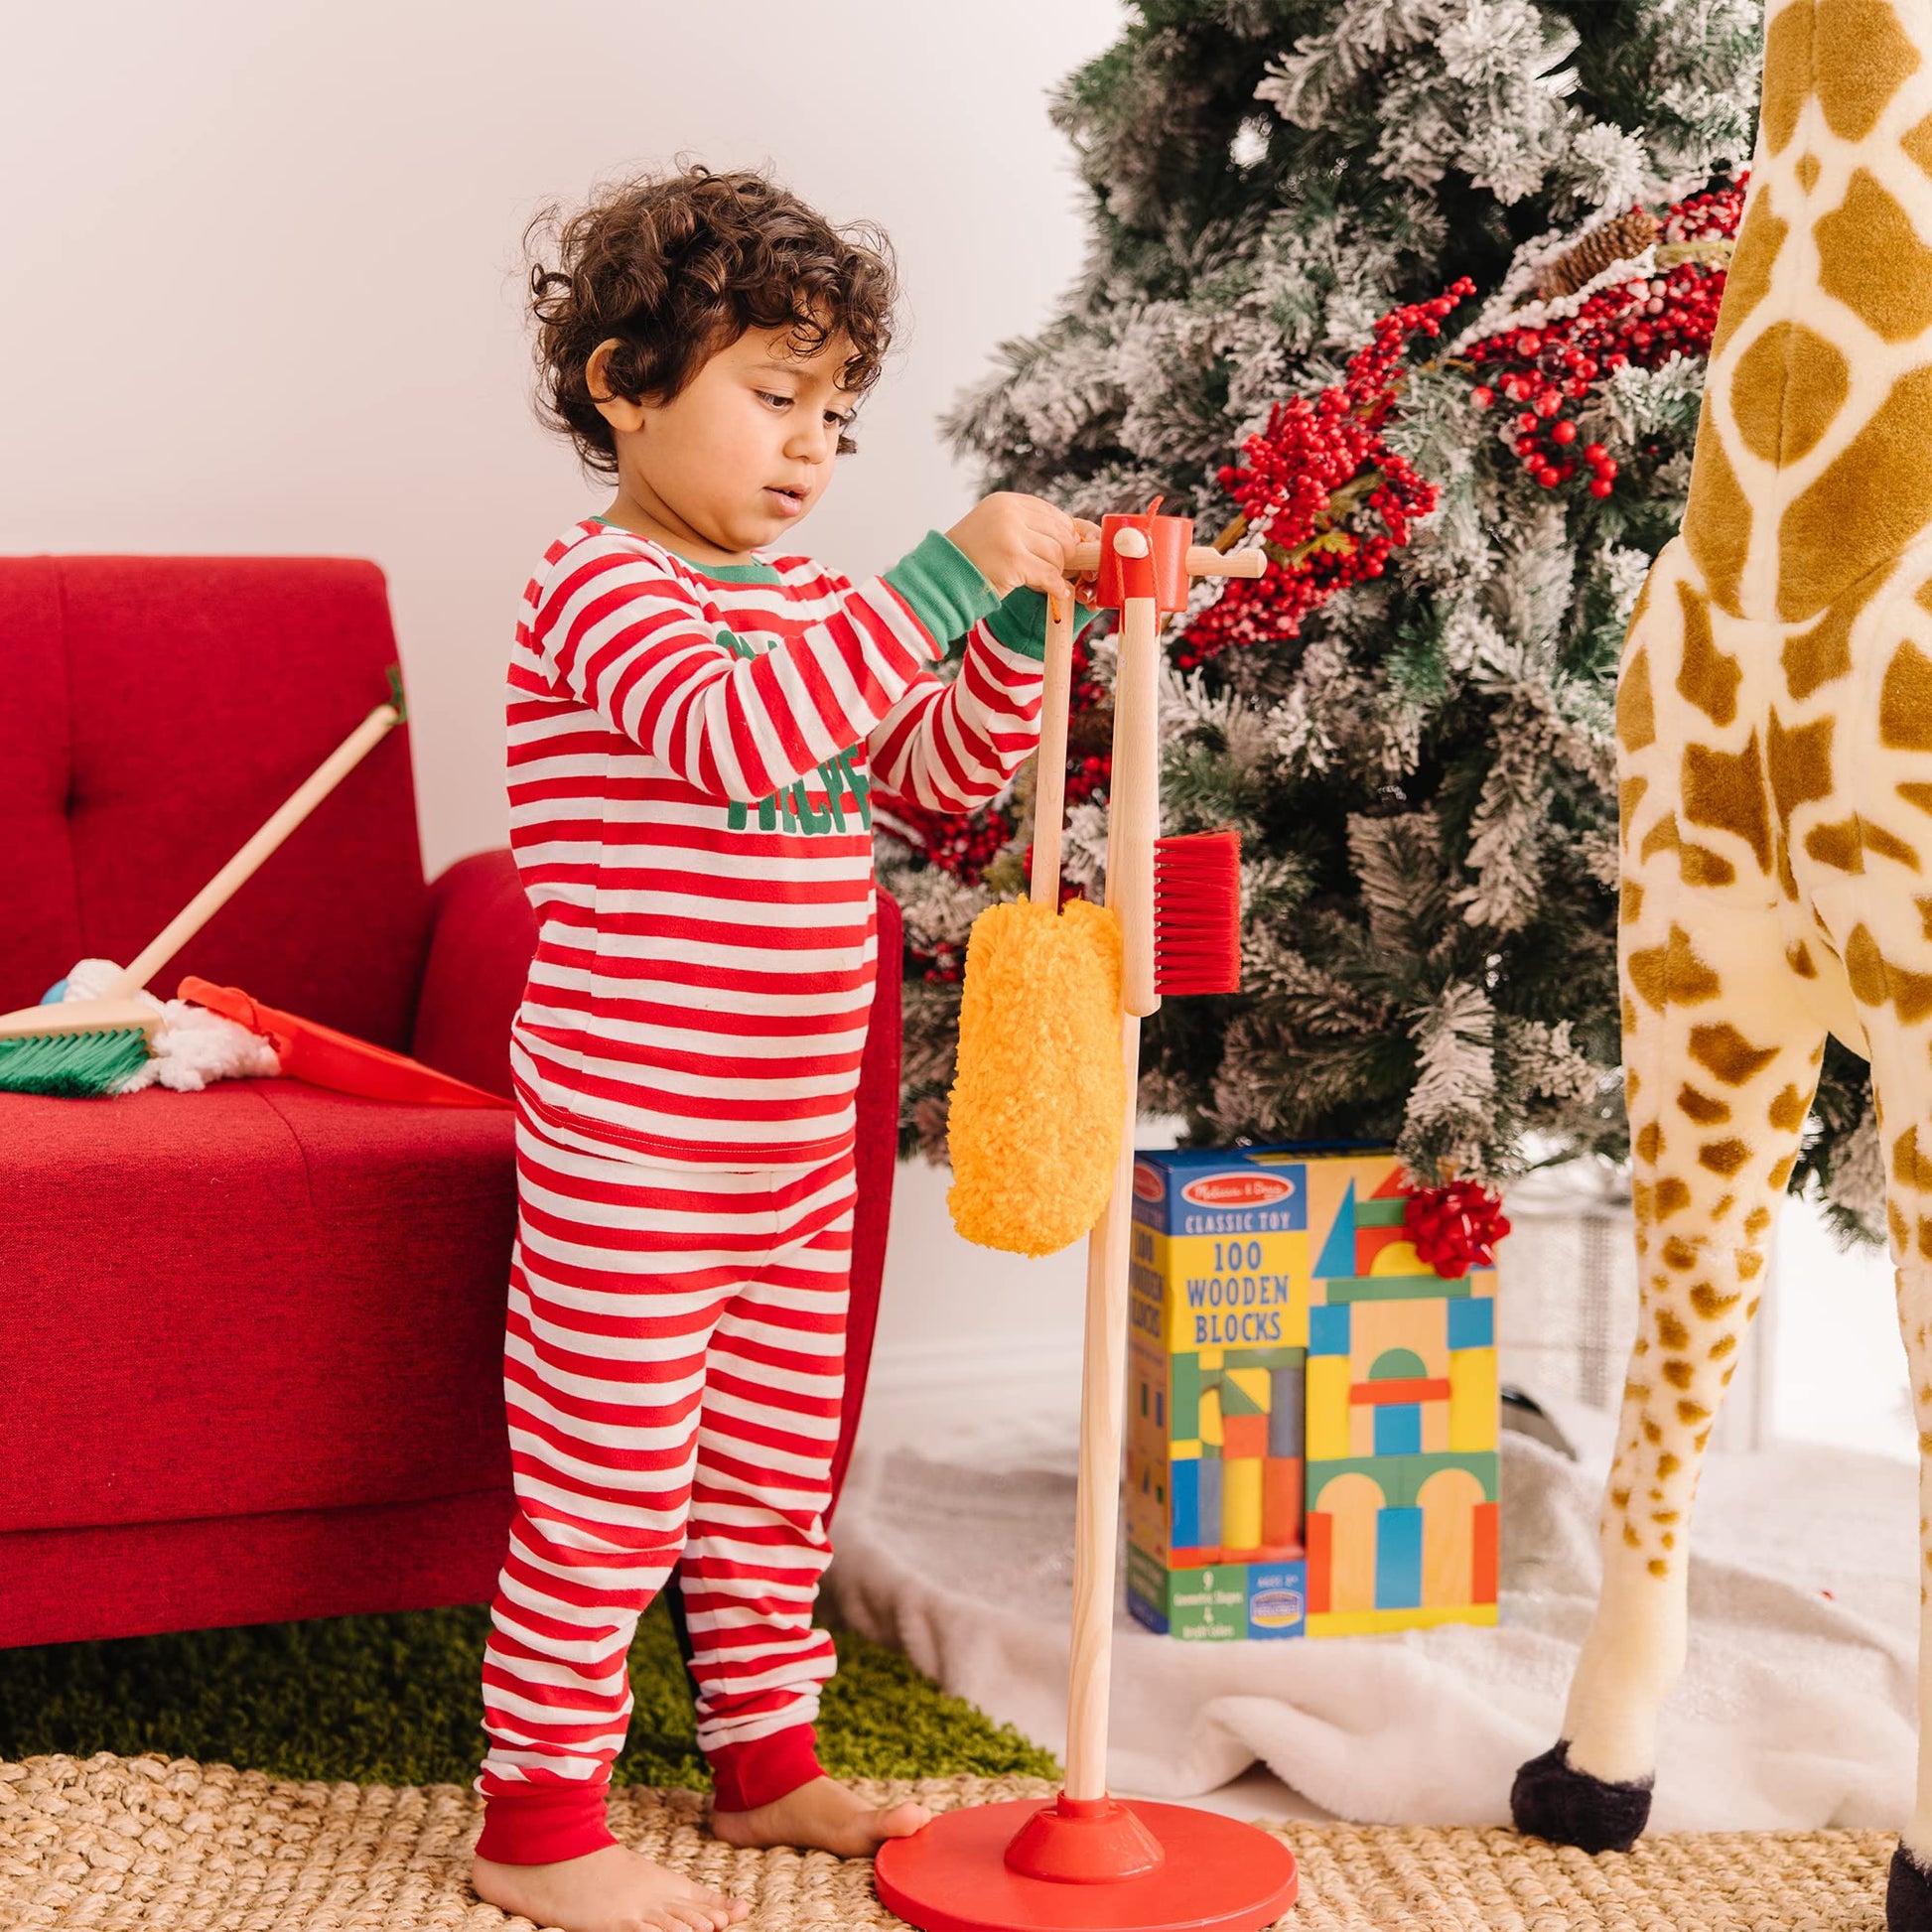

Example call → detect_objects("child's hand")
947 493 1087 601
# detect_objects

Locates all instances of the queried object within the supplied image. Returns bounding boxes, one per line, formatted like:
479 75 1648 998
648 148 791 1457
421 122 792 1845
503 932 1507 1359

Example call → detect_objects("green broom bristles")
0 1027 152 1097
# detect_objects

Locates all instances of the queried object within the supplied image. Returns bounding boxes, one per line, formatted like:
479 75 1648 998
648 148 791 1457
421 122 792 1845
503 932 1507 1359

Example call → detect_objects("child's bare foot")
472 1842 749 1932
709 1775 931 1859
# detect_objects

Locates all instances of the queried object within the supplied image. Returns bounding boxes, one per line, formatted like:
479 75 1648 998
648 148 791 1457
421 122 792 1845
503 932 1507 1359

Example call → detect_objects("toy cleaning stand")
874 513 1298 1932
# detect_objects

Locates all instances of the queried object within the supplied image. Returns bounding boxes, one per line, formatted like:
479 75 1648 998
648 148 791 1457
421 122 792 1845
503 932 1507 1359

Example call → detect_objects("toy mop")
0 680 412 1098
877 510 1300 1932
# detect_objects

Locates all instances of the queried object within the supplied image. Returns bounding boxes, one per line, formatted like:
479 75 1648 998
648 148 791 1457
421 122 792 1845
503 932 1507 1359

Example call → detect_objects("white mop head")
60 960 281 1094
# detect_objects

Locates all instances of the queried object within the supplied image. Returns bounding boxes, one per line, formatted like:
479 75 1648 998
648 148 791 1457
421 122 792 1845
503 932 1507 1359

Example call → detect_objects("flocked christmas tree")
876 0 1888 1245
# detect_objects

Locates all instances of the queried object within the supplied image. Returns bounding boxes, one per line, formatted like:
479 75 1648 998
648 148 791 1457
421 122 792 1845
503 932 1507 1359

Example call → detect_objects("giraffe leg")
1823 932 1932 1925
1512 906 1826 1851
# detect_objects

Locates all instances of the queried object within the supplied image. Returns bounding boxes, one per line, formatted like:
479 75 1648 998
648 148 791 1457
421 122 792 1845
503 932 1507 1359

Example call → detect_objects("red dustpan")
180 977 510 1109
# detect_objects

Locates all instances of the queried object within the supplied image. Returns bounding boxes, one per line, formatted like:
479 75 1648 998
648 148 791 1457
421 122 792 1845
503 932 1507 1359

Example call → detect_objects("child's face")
591 322 860 560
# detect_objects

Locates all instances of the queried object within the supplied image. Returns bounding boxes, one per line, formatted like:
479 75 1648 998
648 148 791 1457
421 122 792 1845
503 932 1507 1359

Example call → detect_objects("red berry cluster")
1176 279 1475 669
1464 181 1743 498
891 800 1016 892
1401 1176 1513 1278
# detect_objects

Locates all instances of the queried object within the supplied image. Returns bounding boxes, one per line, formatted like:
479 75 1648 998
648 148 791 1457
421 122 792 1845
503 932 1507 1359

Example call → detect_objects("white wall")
0 0 1125 877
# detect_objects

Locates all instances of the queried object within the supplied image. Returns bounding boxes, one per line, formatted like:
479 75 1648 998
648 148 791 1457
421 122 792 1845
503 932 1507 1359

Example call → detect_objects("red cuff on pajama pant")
706 1725 825 1814
474 1783 621 1865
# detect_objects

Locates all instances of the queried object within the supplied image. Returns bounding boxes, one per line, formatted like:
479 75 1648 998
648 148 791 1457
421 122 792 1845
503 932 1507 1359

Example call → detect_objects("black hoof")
1889 1843 1932 1931
1510 1739 1653 1855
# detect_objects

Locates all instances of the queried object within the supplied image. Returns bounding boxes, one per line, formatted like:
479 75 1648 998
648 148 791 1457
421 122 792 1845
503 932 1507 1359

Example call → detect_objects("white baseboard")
864 1333 1085 1403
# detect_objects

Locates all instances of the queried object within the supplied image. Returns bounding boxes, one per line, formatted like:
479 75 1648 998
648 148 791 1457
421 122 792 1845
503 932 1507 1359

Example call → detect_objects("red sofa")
0 555 900 1648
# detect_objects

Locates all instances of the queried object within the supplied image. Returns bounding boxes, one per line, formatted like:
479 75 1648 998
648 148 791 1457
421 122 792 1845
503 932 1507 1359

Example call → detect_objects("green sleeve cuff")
882 529 999 651
982 586 1105 661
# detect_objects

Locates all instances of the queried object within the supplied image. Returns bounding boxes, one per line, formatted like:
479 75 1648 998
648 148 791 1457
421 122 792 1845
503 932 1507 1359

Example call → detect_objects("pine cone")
1536 207 1661 301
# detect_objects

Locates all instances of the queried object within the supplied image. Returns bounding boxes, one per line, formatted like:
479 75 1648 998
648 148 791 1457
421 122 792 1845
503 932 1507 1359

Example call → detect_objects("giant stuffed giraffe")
1509 1 1932 1920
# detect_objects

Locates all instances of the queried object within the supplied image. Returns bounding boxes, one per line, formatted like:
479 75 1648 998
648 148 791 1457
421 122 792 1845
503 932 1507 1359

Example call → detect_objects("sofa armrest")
410 849 538 1101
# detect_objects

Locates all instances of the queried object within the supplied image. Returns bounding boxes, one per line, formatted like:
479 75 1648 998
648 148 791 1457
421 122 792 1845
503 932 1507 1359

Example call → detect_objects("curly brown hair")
523 166 898 479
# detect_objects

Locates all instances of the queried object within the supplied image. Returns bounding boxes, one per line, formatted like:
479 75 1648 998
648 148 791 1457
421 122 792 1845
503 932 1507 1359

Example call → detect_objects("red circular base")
873 1797 1299 1932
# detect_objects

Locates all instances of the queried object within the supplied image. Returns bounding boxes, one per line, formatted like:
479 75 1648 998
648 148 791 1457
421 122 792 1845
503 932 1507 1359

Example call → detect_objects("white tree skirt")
827 1394 1922 1832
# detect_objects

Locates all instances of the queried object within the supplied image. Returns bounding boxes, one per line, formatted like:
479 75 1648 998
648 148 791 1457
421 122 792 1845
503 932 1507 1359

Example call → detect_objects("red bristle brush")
1154 827 1242 996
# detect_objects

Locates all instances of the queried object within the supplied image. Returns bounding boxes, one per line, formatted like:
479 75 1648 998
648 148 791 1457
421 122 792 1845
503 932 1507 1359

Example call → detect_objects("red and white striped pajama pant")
473 1099 857 1865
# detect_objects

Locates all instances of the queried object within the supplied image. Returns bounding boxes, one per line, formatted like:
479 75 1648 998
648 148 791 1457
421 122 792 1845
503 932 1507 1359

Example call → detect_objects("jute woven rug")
0 1751 1896 1931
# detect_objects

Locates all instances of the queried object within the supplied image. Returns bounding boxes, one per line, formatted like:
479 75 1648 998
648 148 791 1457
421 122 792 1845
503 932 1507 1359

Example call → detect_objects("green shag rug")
0 1598 1058 1789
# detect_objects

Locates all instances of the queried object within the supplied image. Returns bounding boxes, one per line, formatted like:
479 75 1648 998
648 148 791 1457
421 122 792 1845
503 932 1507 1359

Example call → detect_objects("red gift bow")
1401 1176 1512 1278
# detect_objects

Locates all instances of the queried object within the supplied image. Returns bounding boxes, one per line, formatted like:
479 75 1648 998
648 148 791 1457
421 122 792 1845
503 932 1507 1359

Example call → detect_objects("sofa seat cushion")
0 1080 514 1536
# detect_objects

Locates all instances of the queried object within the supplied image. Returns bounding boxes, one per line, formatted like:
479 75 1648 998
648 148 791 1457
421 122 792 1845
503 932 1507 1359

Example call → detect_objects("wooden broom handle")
1029 595 1076 906
1064 1009 1140 1802
1110 595 1162 1018
106 701 402 999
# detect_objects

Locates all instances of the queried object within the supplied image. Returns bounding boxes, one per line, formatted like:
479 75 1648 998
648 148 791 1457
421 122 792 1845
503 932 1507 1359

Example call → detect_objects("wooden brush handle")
1110 596 1162 1018
1029 595 1076 907
107 701 401 999
1068 540 1266 579
1063 1009 1141 1802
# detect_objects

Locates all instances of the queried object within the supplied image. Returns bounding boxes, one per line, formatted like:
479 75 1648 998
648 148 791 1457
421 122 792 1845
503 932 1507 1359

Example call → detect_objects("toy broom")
0 687 403 1097
880 511 1301 1932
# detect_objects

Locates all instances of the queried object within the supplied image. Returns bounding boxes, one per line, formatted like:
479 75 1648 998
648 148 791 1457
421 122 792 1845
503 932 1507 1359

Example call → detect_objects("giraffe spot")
1690 1023 1781 1086
1678 1084 1732 1125
1654 1510 1681 1526
1634 1336 1652 1356
1847 923 1932 1020
1621 881 1644 924
1663 1359 1695 1389
1712 193 1788 361
1674 584 1740 726
1898 782 1932 818
1621 994 1638 1035
1817 169 1932 343
1635 1181 1655 1226
1685 394 1754 619
1713 1192 1736 1218
1655 1176 1691 1219
1918 1215 1932 1259
1683 733 1772 874
1619 775 1650 848
1649 1557 1670 1578
1618 647 1657 752
1644 1418 1664 1445
1782 569 1879 701
1611 1486 1631 1509
1695 1426 1714 1450
1745 1206 1772 1237
1732 320 1852 470
1700 1139 1751 1176
1766 708 1836 896
1796 152 1823 193
1625 1522 1643 1548
1896 1125 1932 1189
1769 1083 1809 1131
1740 1249 1767 1279
1627 925 1725 1012
1663 1530 1679 1549
1662 1234 1699 1270
1788 939 1819 978
1894 1200 1914 1248
1679 1399 1712 1425
1803 814 1925 873
1915 896 1932 942
1906 112 1932 180
1626 1069 1642 1105
1759 0 1814 154
1680 842 1736 886
1710 1333 1737 1359
1637 1122 1664 1164
1692 1282 1740 1318
1881 640 1932 750
1649 1486 1664 1501
1818 1 1924 139
1657 1309 1691 1349
1659 1451 1682 1477
1780 367 1932 623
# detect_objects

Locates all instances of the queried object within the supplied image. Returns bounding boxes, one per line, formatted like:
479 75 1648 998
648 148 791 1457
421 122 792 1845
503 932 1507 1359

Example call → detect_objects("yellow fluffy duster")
946 897 1125 1256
